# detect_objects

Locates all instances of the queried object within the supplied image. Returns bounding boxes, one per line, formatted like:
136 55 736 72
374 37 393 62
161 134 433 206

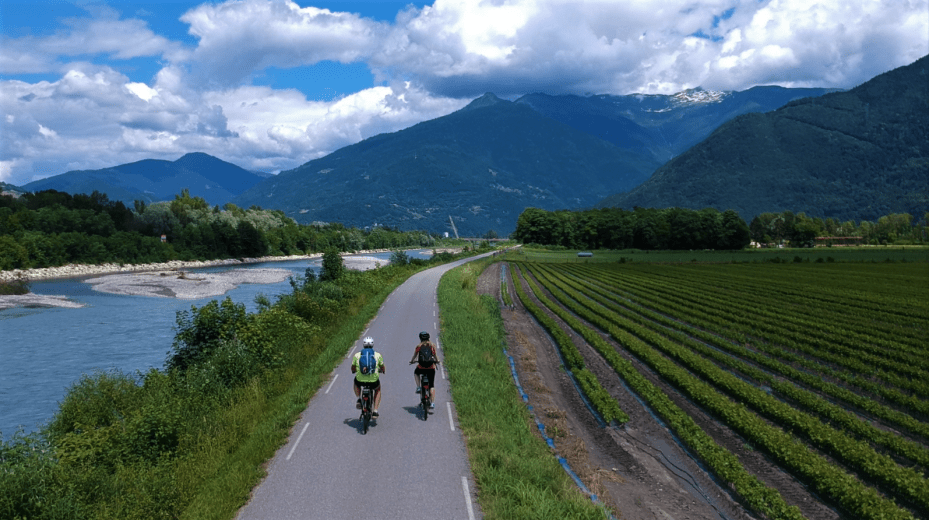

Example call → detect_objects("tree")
170 189 210 226
0 235 29 270
237 221 269 257
319 248 344 282
718 210 751 249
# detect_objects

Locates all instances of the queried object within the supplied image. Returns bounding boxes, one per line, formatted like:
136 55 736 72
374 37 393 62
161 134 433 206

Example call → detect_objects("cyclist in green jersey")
352 336 385 416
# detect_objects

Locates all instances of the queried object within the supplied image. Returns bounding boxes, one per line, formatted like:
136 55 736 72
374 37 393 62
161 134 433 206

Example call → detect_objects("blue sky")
1 0 927 185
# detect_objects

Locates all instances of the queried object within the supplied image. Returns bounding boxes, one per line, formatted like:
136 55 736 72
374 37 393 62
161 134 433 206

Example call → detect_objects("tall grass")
438 260 608 519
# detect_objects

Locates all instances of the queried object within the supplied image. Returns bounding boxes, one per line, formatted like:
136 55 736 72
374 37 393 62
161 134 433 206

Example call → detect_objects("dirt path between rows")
476 262 840 520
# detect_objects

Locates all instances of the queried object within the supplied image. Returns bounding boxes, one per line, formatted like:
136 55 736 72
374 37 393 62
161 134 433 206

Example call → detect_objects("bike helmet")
419 331 429 341
363 337 374 347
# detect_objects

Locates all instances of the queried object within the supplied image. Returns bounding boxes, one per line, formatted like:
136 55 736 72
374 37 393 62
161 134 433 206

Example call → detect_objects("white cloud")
0 64 464 184
179 0 383 86
368 0 928 95
0 9 181 75
127 82 159 101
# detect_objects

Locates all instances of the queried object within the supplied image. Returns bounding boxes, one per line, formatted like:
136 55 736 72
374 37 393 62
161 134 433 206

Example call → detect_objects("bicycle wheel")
420 376 429 420
361 390 371 434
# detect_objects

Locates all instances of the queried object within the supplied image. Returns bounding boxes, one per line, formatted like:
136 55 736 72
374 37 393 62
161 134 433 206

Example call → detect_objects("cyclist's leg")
373 381 382 411
353 378 361 397
427 368 437 403
413 367 422 390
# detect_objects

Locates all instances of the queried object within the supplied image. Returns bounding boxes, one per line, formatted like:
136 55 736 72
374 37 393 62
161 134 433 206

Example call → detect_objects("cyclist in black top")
409 331 439 408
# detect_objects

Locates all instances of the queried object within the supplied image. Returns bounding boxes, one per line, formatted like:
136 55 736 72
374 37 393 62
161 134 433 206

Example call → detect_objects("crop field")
510 246 929 264
508 260 928 519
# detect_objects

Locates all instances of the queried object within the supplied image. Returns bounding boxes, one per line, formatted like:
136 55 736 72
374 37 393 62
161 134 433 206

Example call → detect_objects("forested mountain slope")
234 94 660 236
22 153 265 207
516 86 837 164
599 55 929 222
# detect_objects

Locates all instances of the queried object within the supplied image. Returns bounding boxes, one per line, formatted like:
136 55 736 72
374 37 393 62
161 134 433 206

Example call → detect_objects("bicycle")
419 372 432 420
359 386 375 434
411 361 435 421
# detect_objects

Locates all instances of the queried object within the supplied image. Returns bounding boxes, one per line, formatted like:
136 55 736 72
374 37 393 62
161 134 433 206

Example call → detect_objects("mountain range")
0 182 24 197
232 85 843 235
515 86 838 164
232 93 661 236
600 55 929 222
20 153 266 207
13 68 918 237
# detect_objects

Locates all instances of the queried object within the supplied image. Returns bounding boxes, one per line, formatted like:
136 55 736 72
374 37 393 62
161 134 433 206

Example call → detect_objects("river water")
0 252 427 437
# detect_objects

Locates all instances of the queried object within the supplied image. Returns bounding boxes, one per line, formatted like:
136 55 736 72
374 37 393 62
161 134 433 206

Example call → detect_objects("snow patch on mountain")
670 88 729 106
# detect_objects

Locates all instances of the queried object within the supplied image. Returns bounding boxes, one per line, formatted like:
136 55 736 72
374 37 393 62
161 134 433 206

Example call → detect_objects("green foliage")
0 431 83 520
318 248 344 281
749 210 923 247
1 189 452 271
0 235 29 270
0 274 29 295
168 298 249 373
514 206 752 250
389 249 410 266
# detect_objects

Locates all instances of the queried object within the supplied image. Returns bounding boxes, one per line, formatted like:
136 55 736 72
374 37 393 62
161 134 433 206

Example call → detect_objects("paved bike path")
237 257 485 520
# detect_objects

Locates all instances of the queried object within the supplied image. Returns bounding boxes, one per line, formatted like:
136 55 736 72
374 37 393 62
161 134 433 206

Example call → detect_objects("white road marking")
447 402 455 431
462 476 476 520
286 422 309 461
325 373 339 394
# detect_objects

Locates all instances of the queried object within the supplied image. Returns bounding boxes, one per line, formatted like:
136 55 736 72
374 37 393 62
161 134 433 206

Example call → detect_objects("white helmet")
363 337 374 347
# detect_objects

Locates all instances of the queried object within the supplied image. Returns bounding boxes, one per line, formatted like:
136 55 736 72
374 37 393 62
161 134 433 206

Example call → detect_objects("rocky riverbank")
0 251 402 309
0 247 431 282
0 255 322 283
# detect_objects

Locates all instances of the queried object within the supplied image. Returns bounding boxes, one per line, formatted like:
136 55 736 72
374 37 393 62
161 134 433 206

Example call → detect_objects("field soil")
476 262 840 520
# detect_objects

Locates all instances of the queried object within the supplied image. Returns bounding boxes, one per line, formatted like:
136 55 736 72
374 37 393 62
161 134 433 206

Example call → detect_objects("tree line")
513 206 926 250
513 207 752 250
749 211 926 247
0 189 441 270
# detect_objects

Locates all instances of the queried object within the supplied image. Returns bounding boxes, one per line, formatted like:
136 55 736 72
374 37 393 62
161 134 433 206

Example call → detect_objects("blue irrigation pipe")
501 341 617 520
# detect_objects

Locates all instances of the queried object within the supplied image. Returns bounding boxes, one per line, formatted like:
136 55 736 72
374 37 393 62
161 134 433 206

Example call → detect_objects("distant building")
577 252 593 257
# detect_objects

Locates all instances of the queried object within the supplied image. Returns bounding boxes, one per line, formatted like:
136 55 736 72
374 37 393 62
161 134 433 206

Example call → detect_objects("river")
0 251 429 437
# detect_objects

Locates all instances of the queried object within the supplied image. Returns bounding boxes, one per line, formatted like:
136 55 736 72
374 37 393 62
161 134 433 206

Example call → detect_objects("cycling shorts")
414 367 436 387
354 378 381 391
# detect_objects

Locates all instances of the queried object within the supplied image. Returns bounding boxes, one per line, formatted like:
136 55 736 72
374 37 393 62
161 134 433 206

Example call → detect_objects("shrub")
47 371 143 441
168 298 249 373
389 249 410 266
318 248 344 281
0 274 29 295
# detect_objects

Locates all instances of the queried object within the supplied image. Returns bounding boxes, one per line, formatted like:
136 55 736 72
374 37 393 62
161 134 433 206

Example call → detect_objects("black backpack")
359 347 377 375
417 343 436 366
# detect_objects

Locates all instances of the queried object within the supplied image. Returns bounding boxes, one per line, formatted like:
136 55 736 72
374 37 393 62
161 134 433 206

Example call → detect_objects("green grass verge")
437 260 608 520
